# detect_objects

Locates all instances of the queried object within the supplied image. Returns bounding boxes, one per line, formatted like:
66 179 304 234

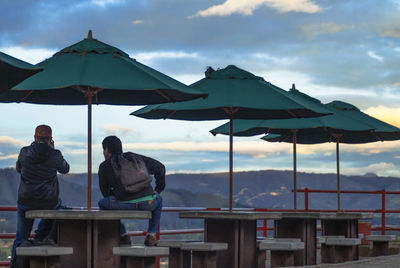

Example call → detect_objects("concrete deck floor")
283 254 400 268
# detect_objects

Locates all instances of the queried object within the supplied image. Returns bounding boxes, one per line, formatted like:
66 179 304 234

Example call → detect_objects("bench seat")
157 240 198 268
257 239 304 268
16 246 73 268
113 245 169 268
321 238 361 263
366 235 396 256
181 242 228 268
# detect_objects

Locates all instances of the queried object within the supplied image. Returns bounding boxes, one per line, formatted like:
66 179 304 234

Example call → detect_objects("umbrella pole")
229 117 233 211
336 139 340 211
293 130 297 210
88 95 92 210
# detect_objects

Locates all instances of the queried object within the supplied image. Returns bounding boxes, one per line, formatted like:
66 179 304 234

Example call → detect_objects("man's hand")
155 182 165 193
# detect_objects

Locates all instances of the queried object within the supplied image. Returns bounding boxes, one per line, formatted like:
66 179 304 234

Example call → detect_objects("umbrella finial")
291 83 296 91
87 30 93 39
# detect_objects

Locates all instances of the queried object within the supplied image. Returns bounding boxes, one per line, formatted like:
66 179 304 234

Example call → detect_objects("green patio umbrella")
0 52 42 93
0 31 206 209
132 66 331 210
211 85 400 210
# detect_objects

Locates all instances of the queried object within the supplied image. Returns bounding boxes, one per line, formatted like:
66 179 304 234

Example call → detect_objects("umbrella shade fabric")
132 67 331 211
259 101 400 144
0 52 42 93
0 31 206 209
210 86 400 211
132 65 331 120
0 35 206 104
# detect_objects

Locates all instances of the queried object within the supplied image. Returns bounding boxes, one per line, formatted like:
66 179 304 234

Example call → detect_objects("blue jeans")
10 199 62 268
98 193 162 234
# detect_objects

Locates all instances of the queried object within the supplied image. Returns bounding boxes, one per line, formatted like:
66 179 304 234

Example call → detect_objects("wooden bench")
366 235 396 256
113 245 169 268
181 242 228 268
317 235 345 244
257 239 304 268
321 237 361 263
157 240 195 268
16 246 73 268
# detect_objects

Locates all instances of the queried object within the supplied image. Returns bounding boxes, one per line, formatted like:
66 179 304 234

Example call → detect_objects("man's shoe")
33 237 56 246
144 234 157 246
120 234 131 245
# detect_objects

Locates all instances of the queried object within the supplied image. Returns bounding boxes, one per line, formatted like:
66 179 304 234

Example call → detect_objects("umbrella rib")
221 107 239 115
20 90 34 102
156 89 173 102
286 110 298 118
166 110 176 119
371 130 383 142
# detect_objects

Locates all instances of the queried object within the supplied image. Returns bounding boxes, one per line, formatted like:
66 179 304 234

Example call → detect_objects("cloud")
91 0 125 7
0 136 26 147
190 0 322 18
364 105 400 128
132 20 144 25
0 47 55 65
99 124 133 136
301 23 354 38
123 140 292 157
368 51 384 62
342 162 399 177
0 154 18 160
132 51 199 62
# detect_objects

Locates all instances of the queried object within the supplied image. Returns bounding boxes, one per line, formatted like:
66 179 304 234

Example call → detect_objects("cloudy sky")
1 0 400 178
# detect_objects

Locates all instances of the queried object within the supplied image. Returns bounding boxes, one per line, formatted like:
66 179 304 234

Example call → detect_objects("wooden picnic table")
319 212 374 263
274 211 374 265
179 211 282 268
26 209 151 268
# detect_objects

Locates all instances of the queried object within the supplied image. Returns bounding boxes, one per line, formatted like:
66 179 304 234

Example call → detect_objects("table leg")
94 220 120 268
205 219 239 268
238 220 257 268
321 219 359 261
58 220 90 268
274 218 317 265
204 219 257 268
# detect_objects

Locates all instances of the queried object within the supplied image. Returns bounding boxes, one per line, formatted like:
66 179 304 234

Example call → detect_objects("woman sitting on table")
97 136 165 246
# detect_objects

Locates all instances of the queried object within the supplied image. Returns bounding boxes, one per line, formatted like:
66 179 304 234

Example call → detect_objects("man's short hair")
102 136 123 155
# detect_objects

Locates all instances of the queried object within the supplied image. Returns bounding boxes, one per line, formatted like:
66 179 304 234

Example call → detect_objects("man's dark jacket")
98 152 165 201
16 142 70 208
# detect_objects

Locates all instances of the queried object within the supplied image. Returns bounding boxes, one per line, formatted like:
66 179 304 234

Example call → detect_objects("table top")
318 212 374 220
278 211 374 220
179 211 282 220
26 209 151 220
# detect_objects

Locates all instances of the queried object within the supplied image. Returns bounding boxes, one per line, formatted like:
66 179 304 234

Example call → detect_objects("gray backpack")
111 154 152 194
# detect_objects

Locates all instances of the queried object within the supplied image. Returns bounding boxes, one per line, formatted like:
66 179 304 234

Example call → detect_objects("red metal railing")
1 188 400 266
296 188 400 234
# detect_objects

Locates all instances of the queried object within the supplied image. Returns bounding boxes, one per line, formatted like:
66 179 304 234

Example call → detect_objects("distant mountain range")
1 168 400 232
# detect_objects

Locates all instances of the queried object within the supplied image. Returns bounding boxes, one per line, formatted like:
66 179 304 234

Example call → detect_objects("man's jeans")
10 199 62 268
98 192 162 234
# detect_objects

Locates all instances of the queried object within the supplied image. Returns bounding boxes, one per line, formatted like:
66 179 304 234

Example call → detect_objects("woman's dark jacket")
98 152 165 201
16 142 70 208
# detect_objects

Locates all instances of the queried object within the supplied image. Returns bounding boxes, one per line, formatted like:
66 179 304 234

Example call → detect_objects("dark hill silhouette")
1 168 400 232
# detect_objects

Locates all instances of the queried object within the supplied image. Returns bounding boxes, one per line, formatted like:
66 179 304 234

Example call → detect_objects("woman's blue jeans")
98 192 162 234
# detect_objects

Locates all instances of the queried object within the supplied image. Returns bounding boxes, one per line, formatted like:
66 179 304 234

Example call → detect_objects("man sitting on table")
10 125 70 268
98 136 165 246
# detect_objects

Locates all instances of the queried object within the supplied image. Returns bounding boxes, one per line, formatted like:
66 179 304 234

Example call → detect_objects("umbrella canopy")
0 32 206 104
0 31 206 209
0 52 42 93
132 67 331 210
133 65 330 120
211 85 400 210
